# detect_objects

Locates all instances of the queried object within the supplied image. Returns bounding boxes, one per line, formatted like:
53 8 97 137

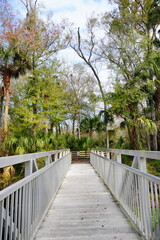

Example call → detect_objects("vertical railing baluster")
27 182 31 240
4 196 9 240
17 188 22 240
32 179 35 231
13 190 18 240
25 184 29 240
9 193 14 240
21 185 26 240
154 182 159 236
0 200 4 239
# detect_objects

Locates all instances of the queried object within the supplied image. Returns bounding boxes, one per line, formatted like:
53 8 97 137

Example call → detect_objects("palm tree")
99 109 114 148
0 46 31 133
80 116 104 137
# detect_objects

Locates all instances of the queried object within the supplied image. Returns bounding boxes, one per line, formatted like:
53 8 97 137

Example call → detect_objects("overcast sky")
12 0 112 28
44 0 112 28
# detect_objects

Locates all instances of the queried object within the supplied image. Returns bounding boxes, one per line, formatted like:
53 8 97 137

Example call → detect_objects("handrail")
0 149 71 240
94 148 160 160
0 149 70 177
0 149 70 168
90 151 160 240
91 149 160 172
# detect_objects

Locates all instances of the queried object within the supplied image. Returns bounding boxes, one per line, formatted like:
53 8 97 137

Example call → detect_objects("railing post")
131 156 138 169
100 151 104 157
25 160 33 177
139 177 152 238
54 153 58 161
106 151 110 159
33 159 38 172
138 157 147 172
115 153 122 163
45 155 51 166
59 152 62 159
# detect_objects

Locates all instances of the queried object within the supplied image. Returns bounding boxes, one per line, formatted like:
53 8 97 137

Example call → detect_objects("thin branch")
21 0 29 13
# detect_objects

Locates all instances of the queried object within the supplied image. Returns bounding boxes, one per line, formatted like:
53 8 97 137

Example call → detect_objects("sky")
11 0 113 28
47 0 113 64
43 0 112 28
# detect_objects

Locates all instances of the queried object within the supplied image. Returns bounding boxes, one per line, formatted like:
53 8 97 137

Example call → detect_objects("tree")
63 64 96 137
0 0 31 133
70 18 110 147
148 0 160 149
20 0 69 134
108 82 147 149
97 0 159 149
10 61 66 136
80 115 104 137
0 0 69 136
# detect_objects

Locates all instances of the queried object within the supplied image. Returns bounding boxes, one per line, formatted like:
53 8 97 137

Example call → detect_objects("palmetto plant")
80 115 104 137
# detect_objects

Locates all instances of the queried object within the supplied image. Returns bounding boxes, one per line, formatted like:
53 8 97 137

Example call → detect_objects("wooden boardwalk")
35 163 142 240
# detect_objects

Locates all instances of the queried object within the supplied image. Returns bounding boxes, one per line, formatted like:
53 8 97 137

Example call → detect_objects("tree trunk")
104 103 109 149
45 125 48 135
0 87 4 129
3 73 11 133
154 83 160 150
4 90 10 132
157 125 160 151
89 128 93 137
150 103 158 151
127 125 138 150
58 124 61 135
106 124 109 149
72 119 75 135
146 132 151 151
50 122 54 133
56 126 58 136
150 133 158 151
78 114 81 139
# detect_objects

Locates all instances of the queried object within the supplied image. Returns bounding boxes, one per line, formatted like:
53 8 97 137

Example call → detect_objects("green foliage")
137 118 157 134
147 159 160 177
99 109 114 125
2 131 105 155
108 83 145 119
9 62 66 135
80 115 104 136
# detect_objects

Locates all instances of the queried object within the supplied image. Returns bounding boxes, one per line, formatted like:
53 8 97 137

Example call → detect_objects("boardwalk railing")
90 149 160 240
0 149 71 240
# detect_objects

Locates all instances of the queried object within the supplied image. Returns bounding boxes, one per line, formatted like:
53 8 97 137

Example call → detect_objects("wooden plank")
35 163 141 240
71 151 90 163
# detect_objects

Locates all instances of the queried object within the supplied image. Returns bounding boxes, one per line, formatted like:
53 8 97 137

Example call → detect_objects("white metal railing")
90 150 160 240
93 148 160 172
0 149 71 240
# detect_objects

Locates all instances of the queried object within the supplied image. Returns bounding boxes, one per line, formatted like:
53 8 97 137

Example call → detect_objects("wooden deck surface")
35 163 142 240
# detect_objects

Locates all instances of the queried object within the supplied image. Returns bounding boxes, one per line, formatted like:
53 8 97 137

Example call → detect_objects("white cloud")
13 0 113 30
43 0 113 28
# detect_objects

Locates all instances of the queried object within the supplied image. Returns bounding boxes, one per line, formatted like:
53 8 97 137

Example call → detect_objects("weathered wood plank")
35 164 142 240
